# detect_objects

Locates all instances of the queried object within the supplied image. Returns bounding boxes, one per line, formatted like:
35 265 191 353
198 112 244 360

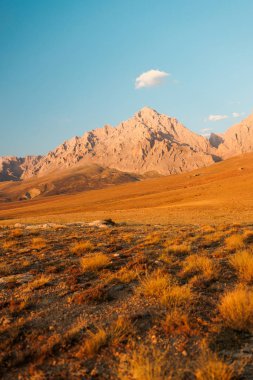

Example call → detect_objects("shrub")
31 237 46 250
80 252 110 272
229 250 253 282
71 240 95 254
218 286 253 331
76 328 108 358
195 350 234 380
225 234 244 250
181 254 216 280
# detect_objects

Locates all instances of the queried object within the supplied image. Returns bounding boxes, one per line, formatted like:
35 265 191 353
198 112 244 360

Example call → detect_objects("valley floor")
0 222 253 379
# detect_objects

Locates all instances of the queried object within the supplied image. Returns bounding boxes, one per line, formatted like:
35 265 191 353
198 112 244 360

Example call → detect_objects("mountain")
209 113 253 159
1 107 253 196
0 107 217 182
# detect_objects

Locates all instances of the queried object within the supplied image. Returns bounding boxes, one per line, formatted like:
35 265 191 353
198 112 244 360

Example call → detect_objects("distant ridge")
1 107 253 183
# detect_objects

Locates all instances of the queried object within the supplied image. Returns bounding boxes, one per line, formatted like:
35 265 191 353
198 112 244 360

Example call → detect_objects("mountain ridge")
1 107 253 183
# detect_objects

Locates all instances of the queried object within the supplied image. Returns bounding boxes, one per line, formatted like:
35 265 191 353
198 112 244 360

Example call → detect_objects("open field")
1 222 253 379
0 153 253 225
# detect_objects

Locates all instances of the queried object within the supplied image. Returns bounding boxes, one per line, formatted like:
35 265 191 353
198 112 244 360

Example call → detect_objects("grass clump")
195 349 234 380
77 328 108 358
225 234 244 250
118 344 168 380
137 269 192 308
71 240 95 254
25 274 52 291
31 237 46 250
80 252 110 272
181 254 216 281
229 250 253 282
218 286 253 332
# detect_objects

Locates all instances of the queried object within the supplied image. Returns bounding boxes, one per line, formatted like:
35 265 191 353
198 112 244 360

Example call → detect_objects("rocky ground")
0 221 253 379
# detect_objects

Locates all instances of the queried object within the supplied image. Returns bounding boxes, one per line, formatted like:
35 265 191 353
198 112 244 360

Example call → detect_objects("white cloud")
232 112 245 118
135 69 170 89
207 114 228 122
201 127 212 133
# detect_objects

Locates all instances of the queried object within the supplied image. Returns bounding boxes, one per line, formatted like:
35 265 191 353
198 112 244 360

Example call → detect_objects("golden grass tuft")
25 274 52 292
70 240 95 254
118 344 168 380
218 286 253 332
80 252 110 272
137 270 192 308
77 328 108 358
195 350 234 380
10 228 23 238
163 308 190 335
165 243 191 255
225 234 245 250
229 250 253 282
181 254 216 280
31 237 46 250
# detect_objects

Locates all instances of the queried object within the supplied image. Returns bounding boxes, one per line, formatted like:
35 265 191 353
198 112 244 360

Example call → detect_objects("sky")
1 0 253 156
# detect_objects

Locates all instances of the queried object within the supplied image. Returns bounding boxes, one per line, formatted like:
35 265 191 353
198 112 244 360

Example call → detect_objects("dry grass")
165 243 191 255
109 267 138 283
118 344 168 380
181 254 216 280
10 229 23 238
225 234 245 250
80 252 110 272
163 308 190 335
31 237 46 250
2 240 15 249
218 286 253 331
77 328 108 358
195 350 234 380
24 274 52 292
70 240 95 254
109 316 134 346
229 250 253 282
137 270 192 308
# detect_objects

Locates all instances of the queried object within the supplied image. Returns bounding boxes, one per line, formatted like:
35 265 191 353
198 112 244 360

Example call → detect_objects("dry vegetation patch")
229 250 253 282
218 286 253 332
80 252 110 272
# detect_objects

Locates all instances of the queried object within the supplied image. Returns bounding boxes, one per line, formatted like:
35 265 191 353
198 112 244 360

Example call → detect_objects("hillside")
0 152 252 225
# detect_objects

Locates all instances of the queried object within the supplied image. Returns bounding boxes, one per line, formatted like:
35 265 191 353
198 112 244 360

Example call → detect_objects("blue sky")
1 0 253 156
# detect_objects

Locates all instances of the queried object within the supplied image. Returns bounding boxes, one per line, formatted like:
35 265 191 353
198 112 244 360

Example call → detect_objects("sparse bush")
71 240 95 254
31 237 46 250
25 274 52 291
218 286 253 331
76 328 108 358
229 250 253 282
118 344 168 380
10 229 23 238
163 308 190 335
80 252 110 272
195 350 234 380
165 243 191 255
181 254 216 280
225 234 244 250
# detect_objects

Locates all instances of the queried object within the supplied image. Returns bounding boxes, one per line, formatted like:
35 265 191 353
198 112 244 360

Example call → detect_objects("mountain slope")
0 152 253 225
209 113 253 158
0 108 217 181
0 163 140 202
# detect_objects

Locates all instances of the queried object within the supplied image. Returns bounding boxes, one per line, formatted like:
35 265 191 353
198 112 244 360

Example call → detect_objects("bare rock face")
2 107 253 183
0 156 41 181
209 114 253 159
17 107 216 179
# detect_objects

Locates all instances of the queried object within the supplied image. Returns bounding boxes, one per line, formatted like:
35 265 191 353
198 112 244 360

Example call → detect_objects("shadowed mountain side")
0 153 252 225
0 164 140 202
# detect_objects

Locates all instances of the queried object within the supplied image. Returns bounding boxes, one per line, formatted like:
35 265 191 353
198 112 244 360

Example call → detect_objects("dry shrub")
163 308 191 336
218 286 253 332
137 270 192 308
165 243 191 255
76 328 108 358
2 240 15 249
25 274 52 291
229 250 253 282
31 237 46 250
111 267 138 283
195 349 234 380
145 233 161 245
71 240 95 254
109 316 134 346
80 252 110 272
10 229 23 238
225 234 244 250
118 344 168 380
181 254 216 280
